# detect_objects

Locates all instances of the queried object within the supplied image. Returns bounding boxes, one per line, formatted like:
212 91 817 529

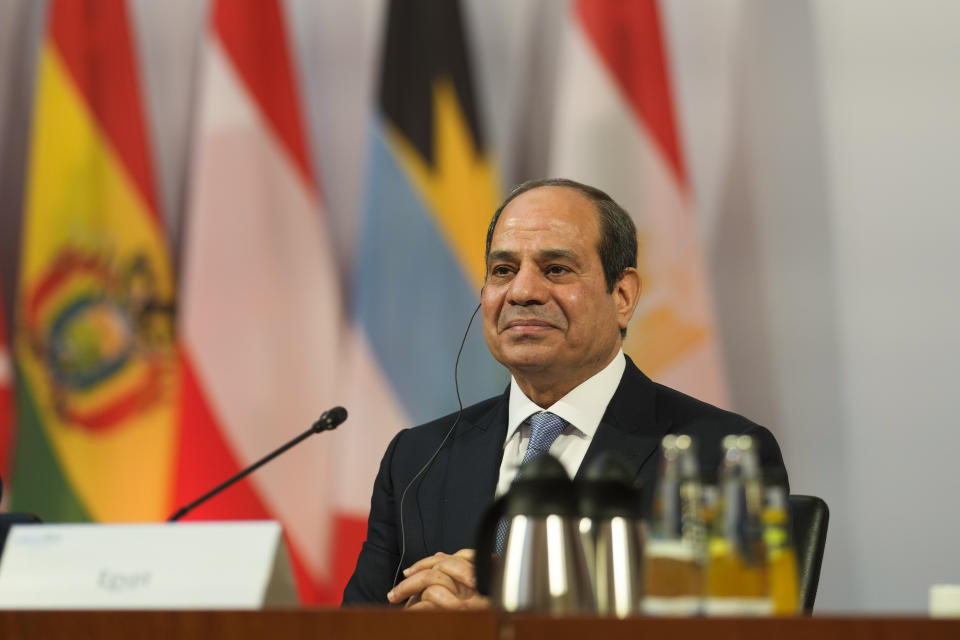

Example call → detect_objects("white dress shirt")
494 350 626 497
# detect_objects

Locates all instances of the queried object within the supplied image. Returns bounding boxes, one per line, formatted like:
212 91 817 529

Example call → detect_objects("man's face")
481 186 637 391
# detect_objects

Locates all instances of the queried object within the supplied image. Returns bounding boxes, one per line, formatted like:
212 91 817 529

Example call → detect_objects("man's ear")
614 268 641 330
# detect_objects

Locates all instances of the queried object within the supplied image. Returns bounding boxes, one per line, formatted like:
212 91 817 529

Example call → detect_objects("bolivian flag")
11 0 178 522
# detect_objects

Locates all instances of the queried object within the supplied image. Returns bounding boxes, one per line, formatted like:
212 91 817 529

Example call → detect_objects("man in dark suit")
342 178 785 608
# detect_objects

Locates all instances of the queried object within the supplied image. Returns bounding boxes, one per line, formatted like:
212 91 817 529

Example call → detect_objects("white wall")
812 0 960 611
667 0 960 611
666 0 855 610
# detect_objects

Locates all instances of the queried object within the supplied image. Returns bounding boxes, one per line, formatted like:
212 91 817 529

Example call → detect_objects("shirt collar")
506 349 626 443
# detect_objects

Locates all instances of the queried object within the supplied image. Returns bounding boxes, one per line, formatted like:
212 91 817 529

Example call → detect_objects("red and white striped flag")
175 0 401 603
551 0 727 405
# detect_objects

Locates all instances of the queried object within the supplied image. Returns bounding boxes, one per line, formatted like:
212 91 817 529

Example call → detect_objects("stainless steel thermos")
474 455 595 613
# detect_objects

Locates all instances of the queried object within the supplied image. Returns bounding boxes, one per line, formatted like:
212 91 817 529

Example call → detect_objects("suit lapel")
423 358 669 553
576 357 672 487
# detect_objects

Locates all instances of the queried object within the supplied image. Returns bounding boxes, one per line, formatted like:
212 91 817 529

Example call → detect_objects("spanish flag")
11 0 178 521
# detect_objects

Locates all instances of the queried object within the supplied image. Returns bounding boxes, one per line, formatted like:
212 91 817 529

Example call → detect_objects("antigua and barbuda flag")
550 0 728 406
175 0 406 603
11 0 179 521
353 0 507 437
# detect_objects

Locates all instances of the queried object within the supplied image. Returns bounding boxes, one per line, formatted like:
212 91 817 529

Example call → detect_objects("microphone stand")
168 406 347 522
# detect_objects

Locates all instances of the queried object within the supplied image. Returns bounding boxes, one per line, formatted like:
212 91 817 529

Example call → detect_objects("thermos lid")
504 455 579 517
578 452 644 519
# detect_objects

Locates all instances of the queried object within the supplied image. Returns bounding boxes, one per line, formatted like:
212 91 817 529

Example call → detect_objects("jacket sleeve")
341 430 404 605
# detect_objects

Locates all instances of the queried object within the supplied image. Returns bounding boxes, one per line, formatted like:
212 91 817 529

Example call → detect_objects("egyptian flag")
11 0 179 521
550 0 728 405
176 0 398 604
353 0 506 438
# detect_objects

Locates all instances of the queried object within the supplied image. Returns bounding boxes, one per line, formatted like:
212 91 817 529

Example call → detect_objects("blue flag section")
354 0 507 425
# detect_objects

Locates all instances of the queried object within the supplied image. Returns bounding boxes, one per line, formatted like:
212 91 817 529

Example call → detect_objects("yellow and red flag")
11 0 178 521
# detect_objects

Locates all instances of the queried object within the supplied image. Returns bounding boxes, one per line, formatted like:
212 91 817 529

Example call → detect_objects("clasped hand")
386 549 490 610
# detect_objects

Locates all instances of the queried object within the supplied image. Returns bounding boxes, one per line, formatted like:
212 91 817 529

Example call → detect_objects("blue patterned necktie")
494 411 568 554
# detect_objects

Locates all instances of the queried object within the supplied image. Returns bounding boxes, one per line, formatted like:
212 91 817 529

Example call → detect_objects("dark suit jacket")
342 356 786 604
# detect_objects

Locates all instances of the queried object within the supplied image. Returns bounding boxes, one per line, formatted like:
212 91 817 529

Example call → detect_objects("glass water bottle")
643 434 705 616
704 435 772 616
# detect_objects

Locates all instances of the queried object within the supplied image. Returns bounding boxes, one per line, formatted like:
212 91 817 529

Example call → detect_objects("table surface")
1 609 958 640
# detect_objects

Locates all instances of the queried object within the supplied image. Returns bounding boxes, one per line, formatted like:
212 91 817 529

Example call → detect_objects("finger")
418 583 469 610
387 568 458 604
389 569 455 603
461 594 492 611
403 551 452 577
402 549 476 577
453 549 476 562
407 592 489 611
431 556 476 590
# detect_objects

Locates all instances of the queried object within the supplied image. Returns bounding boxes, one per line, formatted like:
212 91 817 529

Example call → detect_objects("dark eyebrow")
487 248 580 265
487 249 577 262
538 249 577 262
487 250 517 264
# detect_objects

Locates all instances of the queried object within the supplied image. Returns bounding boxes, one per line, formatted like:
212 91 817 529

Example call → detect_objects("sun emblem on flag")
21 245 175 431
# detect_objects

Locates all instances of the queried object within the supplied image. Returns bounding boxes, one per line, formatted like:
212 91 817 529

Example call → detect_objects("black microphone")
168 406 348 522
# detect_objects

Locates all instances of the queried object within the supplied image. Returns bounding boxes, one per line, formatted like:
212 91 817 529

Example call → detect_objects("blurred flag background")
175 0 360 602
550 0 726 405
1 0 959 612
10 0 179 524
355 0 505 429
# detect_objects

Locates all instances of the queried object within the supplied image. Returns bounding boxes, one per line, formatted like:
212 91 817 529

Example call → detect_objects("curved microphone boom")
168 406 348 522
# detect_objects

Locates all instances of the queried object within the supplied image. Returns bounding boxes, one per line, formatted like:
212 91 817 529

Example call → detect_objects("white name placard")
0 520 298 609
